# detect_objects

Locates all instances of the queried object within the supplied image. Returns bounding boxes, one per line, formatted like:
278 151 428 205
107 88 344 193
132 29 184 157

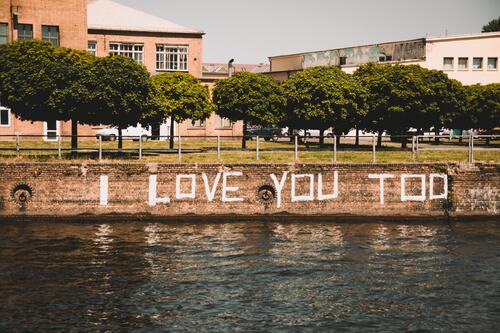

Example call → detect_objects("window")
42 25 59 46
109 43 143 64
190 119 206 128
458 57 468 70
0 23 7 45
443 57 454 70
17 24 33 40
44 120 59 141
216 115 232 129
156 45 188 71
378 55 392 62
339 56 347 66
473 57 483 70
87 41 97 56
488 57 498 70
0 107 11 127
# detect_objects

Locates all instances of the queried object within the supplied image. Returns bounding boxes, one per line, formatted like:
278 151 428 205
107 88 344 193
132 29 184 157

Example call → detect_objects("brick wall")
0 163 498 218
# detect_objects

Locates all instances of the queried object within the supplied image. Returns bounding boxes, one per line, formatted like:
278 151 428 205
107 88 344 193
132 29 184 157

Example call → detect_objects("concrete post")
294 135 298 162
15 134 20 157
138 135 142 160
411 136 415 160
416 136 420 161
372 135 376 163
99 135 102 161
58 135 62 159
178 134 182 163
333 135 337 163
217 135 221 161
256 135 260 161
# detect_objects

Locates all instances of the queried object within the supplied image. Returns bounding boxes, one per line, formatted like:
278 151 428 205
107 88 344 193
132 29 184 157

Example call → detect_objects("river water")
1 220 499 332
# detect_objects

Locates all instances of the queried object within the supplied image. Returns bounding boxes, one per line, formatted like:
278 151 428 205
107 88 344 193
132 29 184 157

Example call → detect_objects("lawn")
0 137 498 164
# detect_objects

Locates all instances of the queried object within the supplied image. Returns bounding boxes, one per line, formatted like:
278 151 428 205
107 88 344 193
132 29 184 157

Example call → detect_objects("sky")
116 0 500 64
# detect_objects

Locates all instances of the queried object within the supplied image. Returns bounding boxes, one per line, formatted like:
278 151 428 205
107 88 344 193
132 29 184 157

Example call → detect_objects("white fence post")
58 135 62 159
99 135 102 161
217 135 221 161
333 135 337 163
372 135 376 163
138 135 142 160
15 134 20 157
178 134 182 163
294 135 298 162
256 135 259 161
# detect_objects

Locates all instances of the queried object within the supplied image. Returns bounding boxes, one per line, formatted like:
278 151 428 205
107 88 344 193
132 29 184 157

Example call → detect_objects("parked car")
96 124 151 141
245 126 282 141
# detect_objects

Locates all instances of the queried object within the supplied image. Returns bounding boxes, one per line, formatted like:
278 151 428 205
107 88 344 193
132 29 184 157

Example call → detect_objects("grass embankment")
0 138 498 164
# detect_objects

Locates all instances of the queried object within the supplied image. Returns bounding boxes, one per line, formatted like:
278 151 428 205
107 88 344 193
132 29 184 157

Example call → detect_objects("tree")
466 83 500 144
355 63 431 147
212 72 285 149
482 16 500 32
282 66 366 146
149 72 214 149
87 55 152 151
0 40 95 151
419 69 467 142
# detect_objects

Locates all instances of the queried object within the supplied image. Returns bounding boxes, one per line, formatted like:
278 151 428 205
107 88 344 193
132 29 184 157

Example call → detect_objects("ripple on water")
0 220 499 332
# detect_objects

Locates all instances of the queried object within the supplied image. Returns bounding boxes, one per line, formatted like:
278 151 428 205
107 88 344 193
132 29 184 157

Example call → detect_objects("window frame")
87 41 97 56
472 57 483 70
216 115 233 129
189 119 206 128
156 44 189 72
458 57 468 71
109 42 144 64
43 120 60 141
42 25 59 46
17 23 33 41
443 57 454 70
487 57 498 71
0 22 8 45
0 107 11 127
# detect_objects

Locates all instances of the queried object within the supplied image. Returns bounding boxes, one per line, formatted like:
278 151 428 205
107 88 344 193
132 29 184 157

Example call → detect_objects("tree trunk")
401 135 407 148
169 117 175 149
242 120 247 149
458 129 463 143
377 131 383 148
336 134 341 147
118 126 123 152
434 127 440 144
355 128 360 147
71 118 78 155
319 129 325 147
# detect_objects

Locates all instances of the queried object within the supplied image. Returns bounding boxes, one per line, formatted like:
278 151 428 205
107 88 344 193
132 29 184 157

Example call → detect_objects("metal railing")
0 133 498 163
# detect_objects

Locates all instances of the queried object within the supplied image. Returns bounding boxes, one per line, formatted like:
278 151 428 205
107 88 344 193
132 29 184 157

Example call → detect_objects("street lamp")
228 58 234 78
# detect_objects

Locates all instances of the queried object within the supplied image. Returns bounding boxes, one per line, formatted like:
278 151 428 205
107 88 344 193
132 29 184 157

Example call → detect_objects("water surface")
1 220 499 332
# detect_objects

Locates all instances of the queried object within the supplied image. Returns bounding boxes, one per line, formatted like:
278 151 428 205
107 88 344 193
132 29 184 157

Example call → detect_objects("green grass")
0 138 498 164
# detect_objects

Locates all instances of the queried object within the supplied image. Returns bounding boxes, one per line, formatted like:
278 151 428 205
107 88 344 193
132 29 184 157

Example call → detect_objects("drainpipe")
228 59 234 78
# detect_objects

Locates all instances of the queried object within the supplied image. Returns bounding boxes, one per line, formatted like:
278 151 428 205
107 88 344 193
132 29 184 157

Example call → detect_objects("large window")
156 45 188 71
488 57 498 70
87 41 97 56
0 23 7 45
458 57 468 70
0 107 11 127
443 57 454 70
109 43 143 64
42 25 59 46
44 120 59 141
17 24 33 41
473 57 483 70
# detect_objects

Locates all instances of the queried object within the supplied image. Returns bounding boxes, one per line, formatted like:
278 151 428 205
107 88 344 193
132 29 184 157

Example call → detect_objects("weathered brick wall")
0 163 498 217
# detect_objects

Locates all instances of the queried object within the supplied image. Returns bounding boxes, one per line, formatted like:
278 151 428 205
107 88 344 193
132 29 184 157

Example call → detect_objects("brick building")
0 0 243 140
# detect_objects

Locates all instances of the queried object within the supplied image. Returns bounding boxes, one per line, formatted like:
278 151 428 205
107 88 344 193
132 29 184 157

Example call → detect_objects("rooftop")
87 0 203 35
203 63 270 74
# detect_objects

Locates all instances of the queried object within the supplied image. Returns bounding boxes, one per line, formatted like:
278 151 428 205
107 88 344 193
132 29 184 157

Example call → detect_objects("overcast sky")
116 0 500 64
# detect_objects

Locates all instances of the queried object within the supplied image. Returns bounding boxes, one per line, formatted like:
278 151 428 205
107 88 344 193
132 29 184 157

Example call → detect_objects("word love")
99 172 243 206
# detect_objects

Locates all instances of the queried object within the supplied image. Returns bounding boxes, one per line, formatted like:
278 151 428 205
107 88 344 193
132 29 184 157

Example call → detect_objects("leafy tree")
482 16 500 32
282 66 366 146
212 72 285 149
355 63 431 147
149 72 214 149
0 40 95 150
87 55 152 150
419 69 467 142
466 83 500 144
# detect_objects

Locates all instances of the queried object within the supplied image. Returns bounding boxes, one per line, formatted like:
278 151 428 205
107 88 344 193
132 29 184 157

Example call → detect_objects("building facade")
0 0 242 140
268 32 500 85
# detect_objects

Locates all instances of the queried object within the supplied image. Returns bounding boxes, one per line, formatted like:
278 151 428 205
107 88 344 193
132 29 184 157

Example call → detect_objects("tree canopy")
466 83 500 131
482 16 500 32
0 40 96 148
213 72 284 147
149 72 213 148
282 66 366 137
87 55 153 149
